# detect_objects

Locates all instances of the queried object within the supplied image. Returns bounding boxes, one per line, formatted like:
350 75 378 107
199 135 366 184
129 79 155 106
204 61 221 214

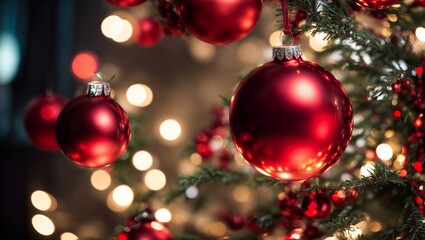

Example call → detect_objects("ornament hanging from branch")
56 73 131 168
24 93 68 151
229 0 353 181
106 0 146 7
176 0 262 45
353 0 398 9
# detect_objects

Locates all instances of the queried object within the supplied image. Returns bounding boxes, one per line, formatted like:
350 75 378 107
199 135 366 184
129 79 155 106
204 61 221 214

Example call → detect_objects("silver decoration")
86 81 111 97
272 45 302 60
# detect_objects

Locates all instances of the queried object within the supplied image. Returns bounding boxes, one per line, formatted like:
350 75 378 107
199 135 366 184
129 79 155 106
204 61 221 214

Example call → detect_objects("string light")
132 150 153 171
159 119 182 141
101 15 122 38
269 30 282 46
376 143 393 161
155 208 172 223
112 18 133 43
112 185 134 207
343 225 362 239
90 169 111 191
145 169 166 191
360 162 375 178
60 232 79 240
126 84 153 107
32 214 55 236
308 32 328 52
31 190 56 212
415 27 425 42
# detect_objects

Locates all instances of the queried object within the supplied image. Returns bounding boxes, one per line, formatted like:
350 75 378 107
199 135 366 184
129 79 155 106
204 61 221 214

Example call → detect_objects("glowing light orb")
155 208 172 223
376 143 393 161
71 51 98 80
145 169 166 191
112 185 134 207
0 33 20 84
126 84 153 107
415 27 425 43
132 150 153 171
90 169 111 190
159 119 181 141
32 214 55 236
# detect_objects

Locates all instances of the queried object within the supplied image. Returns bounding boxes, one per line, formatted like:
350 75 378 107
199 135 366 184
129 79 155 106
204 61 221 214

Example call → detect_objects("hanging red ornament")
106 0 146 7
24 93 68 151
220 212 245 230
354 0 398 9
176 0 262 45
56 77 131 168
137 18 163 47
301 190 332 219
229 45 353 181
119 208 174 240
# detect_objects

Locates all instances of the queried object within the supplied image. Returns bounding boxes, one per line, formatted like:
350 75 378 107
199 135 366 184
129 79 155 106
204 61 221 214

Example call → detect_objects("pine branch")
400 204 425 240
328 163 407 194
322 215 364 233
164 167 247 203
251 175 286 188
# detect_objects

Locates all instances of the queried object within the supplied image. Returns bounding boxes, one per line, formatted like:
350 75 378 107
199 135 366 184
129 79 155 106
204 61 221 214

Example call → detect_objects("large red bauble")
176 0 262 45
137 18 163 47
56 93 130 168
106 0 146 7
126 222 174 240
354 0 398 9
24 94 68 151
229 45 353 181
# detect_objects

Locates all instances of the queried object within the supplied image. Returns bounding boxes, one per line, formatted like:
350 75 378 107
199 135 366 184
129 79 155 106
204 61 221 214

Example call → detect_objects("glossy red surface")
127 222 174 240
137 18 163 47
229 57 353 181
24 94 68 151
301 191 332 219
354 0 398 9
176 0 262 45
56 95 130 168
106 0 146 7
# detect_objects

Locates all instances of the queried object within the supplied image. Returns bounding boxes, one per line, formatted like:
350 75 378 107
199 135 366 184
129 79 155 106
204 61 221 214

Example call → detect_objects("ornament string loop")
281 0 291 36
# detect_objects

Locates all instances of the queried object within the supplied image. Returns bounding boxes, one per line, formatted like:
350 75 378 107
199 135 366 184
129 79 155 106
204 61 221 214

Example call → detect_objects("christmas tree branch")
164 167 247 203
400 203 425 240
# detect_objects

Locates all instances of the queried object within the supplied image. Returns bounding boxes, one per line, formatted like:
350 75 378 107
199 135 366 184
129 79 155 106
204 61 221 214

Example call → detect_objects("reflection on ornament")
354 0 398 9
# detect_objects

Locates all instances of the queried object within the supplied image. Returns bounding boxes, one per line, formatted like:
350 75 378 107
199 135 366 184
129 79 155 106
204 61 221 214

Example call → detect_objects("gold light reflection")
60 232 79 240
145 169 166 191
155 208 172 223
112 185 134 207
132 150 153 171
159 119 182 141
209 221 226 237
233 185 251 202
190 153 203 165
415 27 425 42
126 84 153 107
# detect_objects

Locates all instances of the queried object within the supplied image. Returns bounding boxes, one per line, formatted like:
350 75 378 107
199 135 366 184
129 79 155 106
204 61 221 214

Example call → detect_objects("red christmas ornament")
176 0 262 45
229 45 353 181
137 18 163 47
354 0 398 9
56 79 130 168
221 212 245 230
120 208 174 240
24 93 68 151
106 0 146 7
301 190 332 219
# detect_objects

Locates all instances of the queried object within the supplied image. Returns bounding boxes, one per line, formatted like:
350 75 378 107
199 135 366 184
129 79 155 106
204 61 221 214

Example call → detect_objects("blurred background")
0 0 332 239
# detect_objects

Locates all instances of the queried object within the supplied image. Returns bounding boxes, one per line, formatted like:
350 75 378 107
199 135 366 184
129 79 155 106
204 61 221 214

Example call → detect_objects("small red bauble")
176 0 262 45
137 18 163 47
106 0 146 7
229 45 353 181
126 222 174 240
354 0 398 9
56 81 130 168
301 190 332 219
24 93 68 151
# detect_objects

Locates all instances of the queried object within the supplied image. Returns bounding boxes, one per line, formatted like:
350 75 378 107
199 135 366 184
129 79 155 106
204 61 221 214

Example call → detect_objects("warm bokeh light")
376 143 393 161
106 192 129 212
32 214 55 236
71 51 98 80
209 221 226 237
308 32 328 52
101 15 122 38
232 185 250 202
60 232 79 240
126 83 153 107
237 40 263 64
112 185 134 207
190 153 202 165
155 208 172 223
188 39 216 62
31 190 56 212
415 27 425 43
0 33 20 84
159 119 182 141
369 221 382 232
269 30 282 46
145 169 166 191
360 162 375 178
132 150 153 171
185 186 199 199
90 169 111 191
112 18 133 43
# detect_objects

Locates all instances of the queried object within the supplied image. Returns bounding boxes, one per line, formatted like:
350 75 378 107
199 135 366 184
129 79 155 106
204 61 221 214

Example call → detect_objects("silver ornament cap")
86 73 111 97
272 45 302 61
